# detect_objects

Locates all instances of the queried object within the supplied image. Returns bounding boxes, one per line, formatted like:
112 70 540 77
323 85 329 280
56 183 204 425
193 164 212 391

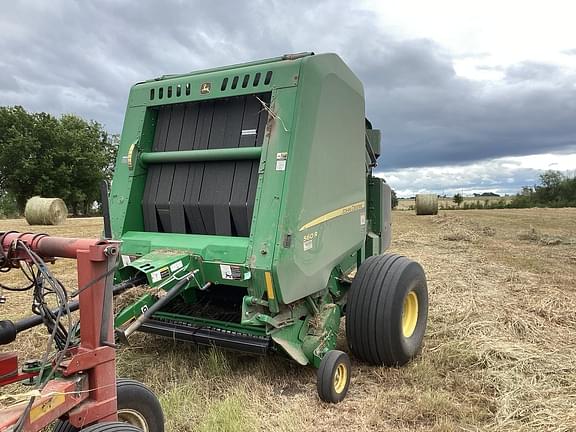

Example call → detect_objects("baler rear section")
110 52 427 402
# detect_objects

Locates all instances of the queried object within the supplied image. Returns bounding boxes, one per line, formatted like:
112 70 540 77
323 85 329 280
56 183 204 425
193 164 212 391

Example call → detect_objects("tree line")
450 171 576 209
0 106 117 217
393 170 576 211
511 170 576 208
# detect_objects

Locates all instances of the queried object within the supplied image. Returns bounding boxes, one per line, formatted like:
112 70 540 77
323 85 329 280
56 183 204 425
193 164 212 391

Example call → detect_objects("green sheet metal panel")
120 231 250 264
272 54 367 304
129 59 300 108
109 105 150 237
246 87 298 270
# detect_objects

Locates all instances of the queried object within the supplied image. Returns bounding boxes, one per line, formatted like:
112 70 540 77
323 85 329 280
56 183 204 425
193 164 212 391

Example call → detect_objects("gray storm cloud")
0 0 575 177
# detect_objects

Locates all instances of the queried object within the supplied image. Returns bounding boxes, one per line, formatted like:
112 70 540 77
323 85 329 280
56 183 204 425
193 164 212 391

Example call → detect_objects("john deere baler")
111 52 428 402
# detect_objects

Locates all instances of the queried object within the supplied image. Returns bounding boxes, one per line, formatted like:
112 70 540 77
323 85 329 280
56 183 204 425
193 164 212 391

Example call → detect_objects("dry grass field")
1 208 575 431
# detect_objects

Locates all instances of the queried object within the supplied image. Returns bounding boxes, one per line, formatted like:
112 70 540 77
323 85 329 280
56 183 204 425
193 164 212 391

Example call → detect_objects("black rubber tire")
53 379 163 432
52 420 77 432
346 253 428 366
316 350 351 403
114 379 164 432
81 422 141 432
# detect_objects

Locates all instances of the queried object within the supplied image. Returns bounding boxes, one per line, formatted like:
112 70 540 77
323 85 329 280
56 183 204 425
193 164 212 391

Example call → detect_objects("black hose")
0 275 145 345
0 320 16 345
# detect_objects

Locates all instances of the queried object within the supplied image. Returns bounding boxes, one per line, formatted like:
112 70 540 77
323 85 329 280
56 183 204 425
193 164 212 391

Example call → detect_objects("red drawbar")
0 352 40 386
0 352 18 380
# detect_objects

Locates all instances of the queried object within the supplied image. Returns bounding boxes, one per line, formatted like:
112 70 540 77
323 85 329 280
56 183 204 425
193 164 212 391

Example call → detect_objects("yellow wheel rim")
402 291 419 338
333 363 348 394
118 409 149 431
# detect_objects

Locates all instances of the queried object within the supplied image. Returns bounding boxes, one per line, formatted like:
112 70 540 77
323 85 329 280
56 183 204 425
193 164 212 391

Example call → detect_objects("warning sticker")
151 266 170 283
121 255 132 267
360 213 366 225
170 260 184 272
29 393 65 423
276 152 288 171
220 264 243 280
151 270 162 283
303 239 313 251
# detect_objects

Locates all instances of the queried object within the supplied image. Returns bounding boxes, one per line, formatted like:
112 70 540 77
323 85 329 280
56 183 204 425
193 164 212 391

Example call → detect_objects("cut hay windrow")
1 209 575 431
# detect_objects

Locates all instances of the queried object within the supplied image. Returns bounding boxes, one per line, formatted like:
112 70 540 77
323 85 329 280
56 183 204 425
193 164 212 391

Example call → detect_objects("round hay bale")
24 197 68 225
415 194 438 216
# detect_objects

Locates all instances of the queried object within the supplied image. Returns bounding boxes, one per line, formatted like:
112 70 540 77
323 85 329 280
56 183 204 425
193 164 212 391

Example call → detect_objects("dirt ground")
1 209 575 431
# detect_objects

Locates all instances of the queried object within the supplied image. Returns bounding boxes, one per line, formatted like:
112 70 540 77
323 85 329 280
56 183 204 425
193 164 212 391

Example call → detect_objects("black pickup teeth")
161 295 242 323
138 319 272 355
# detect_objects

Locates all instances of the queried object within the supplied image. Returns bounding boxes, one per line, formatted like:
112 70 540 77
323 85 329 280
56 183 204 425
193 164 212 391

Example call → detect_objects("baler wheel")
346 253 428 366
81 423 141 431
316 350 351 403
52 379 163 432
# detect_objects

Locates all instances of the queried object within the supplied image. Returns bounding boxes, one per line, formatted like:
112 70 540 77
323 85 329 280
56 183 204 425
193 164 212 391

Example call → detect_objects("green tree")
511 171 576 208
0 106 117 215
453 193 463 207
0 190 18 218
391 189 398 209
535 170 564 204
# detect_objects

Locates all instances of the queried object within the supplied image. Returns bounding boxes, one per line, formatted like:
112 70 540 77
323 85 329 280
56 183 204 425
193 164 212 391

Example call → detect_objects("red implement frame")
0 232 120 431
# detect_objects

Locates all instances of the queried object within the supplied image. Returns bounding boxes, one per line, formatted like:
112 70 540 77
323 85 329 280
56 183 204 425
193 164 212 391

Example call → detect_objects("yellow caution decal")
265 272 275 300
30 393 65 423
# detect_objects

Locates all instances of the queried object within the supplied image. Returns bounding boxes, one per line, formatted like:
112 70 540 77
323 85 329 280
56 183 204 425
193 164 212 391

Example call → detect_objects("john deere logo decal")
200 82 211 94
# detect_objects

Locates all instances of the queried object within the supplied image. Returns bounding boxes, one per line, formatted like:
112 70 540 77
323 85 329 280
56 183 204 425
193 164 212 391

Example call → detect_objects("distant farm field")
397 196 513 211
1 209 575 431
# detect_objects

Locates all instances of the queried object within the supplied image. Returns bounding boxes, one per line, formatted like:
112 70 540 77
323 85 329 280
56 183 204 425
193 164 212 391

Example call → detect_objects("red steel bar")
1 232 107 259
67 243 118 427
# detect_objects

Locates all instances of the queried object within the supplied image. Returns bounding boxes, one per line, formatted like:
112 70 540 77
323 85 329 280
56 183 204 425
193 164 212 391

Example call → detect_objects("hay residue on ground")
1 209 575 431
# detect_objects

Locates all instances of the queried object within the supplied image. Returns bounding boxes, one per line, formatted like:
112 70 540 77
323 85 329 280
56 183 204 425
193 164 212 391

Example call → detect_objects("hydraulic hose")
0 276 145 345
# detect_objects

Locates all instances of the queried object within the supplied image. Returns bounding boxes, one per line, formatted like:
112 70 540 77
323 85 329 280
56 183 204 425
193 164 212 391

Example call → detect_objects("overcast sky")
1 0 575 196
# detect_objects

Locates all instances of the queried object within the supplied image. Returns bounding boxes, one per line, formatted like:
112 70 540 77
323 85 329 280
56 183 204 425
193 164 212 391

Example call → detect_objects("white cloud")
364 0 576 80
1 0 575 193
379 152 576 197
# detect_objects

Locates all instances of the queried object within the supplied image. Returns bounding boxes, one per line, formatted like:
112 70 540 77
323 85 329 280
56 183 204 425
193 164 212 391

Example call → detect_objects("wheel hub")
333 363 348 394
402 291 418 338
118 408 149 431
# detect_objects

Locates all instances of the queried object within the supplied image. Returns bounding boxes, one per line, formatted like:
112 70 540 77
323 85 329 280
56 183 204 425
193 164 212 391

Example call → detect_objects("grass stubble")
0 209 575 431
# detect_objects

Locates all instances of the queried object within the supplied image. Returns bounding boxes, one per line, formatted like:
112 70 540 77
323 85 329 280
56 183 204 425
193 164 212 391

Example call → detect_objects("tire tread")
346 253 428 365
